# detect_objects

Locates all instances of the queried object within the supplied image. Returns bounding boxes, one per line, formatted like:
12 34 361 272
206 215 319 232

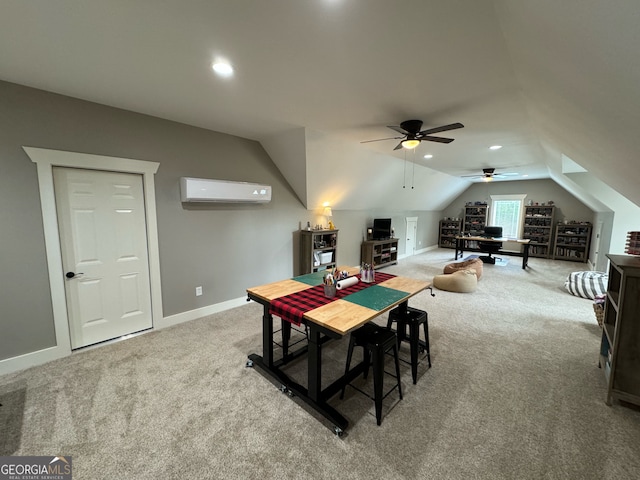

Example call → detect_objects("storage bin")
319 252 333 264
593 303 604 327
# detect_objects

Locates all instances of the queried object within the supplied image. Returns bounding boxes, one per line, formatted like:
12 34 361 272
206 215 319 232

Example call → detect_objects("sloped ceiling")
494 0 640 208
0 1 638 211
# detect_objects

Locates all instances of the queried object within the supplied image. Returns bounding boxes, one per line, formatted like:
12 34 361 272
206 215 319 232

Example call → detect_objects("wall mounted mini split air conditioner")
180 177 272 203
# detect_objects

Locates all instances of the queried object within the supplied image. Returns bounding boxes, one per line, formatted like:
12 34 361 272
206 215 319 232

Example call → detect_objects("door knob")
65 272 83 279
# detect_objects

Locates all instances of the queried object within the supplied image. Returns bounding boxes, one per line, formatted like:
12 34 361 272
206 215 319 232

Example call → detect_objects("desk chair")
478 226 503 264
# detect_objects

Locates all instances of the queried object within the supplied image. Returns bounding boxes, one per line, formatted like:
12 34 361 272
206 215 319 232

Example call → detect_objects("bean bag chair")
564 271 607 299
443 257 483 280
433 269 477 293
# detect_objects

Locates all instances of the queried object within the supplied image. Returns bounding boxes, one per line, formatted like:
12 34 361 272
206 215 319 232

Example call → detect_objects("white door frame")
591 220 604 270
24 147 163 360
405 216 418 257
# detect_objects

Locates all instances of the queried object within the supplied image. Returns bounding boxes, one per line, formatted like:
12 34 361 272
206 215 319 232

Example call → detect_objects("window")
490 194 527 239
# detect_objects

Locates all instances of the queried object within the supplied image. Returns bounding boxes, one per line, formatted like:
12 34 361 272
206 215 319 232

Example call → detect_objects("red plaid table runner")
269 272 395 326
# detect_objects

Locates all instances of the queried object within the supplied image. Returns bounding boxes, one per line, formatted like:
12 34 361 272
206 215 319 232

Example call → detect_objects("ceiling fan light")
401 139 420 150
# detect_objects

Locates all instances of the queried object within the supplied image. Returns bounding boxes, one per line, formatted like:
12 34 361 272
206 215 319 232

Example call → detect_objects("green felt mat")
292 271 329 286
343 285 408 311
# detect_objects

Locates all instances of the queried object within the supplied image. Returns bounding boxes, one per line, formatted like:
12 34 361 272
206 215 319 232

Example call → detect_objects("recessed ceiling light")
424 154 433 159
489 145 502 150
212 61 234 77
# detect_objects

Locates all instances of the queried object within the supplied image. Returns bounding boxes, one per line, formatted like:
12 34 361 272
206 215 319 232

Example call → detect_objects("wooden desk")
246 266 430 435
454 236 531 269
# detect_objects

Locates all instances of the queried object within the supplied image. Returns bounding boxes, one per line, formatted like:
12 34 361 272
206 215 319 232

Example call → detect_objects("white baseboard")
418 244 439 254
156 296 249 329
0 296 249 376
0 345 71 376
398 244 438 259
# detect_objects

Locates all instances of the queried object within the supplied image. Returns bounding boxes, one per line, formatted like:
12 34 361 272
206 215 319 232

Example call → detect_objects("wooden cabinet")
439 219 462 248
300 229 338 274
522 205 555 258
361 238 398 270
463 204 488 236
599 254 640 407
553 222 592 262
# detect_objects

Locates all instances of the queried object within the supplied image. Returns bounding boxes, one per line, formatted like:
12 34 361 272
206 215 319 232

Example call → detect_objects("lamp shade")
323 207 333 217
401 139 420 150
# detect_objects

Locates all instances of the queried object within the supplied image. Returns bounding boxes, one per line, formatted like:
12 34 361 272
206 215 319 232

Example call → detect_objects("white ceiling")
1 0 638 210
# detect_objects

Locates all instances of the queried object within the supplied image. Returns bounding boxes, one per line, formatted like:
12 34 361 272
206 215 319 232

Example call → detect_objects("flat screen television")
372 218 392 240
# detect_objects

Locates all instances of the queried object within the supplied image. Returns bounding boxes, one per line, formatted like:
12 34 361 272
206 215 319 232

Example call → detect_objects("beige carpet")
1 248 640 479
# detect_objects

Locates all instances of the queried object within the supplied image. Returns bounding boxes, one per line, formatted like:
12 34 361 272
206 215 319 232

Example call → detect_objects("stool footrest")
345 373 402 403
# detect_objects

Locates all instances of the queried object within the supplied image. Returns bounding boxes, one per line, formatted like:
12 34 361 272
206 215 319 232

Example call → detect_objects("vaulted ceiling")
1 1 638 211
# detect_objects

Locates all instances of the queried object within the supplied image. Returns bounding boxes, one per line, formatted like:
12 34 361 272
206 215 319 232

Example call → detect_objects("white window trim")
489 194 527 239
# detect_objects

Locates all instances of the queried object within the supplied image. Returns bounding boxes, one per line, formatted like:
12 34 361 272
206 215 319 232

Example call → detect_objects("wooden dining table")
246 266 431 435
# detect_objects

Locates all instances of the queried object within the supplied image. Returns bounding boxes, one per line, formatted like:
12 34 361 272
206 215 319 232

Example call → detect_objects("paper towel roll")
336 276 358 290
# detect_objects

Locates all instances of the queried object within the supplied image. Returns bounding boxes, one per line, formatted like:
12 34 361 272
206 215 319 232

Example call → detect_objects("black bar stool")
387 306 431 384
340 322 403 425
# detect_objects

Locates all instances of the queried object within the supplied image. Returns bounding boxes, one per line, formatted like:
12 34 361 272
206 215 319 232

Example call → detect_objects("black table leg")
307 324 322 402
522 243 530 269
455 238 464 260
262 304 274 367
248 307 349 434
281 319 291 358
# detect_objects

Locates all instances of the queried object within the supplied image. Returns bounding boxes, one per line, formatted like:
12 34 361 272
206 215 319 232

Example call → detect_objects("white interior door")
53 167 153 349
592 221 603 270
405 217 417 257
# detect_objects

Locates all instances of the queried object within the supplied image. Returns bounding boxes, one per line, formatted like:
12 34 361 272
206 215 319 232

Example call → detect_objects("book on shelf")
626 231 640 255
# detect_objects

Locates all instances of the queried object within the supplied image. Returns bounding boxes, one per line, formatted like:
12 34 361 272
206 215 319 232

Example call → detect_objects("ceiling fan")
462 168 519 181
361 119 464 150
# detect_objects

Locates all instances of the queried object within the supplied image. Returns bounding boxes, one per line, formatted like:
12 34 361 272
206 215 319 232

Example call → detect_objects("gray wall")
442 178 595 225
0 79 602 364
441 178 598 259
0 81 444 361
294 210 441 275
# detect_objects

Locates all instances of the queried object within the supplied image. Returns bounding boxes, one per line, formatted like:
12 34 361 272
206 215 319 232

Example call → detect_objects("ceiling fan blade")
421 135 454 144
366 120 462 150
360 136 404 144
419 122 464 136
492 173 519 179
387 125 408 135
